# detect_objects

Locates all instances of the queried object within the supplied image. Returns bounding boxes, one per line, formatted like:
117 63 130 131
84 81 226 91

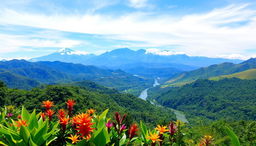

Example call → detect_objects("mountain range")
0 60 151 94
31 48 242 79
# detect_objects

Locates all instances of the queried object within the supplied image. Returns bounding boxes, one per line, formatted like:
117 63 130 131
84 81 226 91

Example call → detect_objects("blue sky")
0 0 256 60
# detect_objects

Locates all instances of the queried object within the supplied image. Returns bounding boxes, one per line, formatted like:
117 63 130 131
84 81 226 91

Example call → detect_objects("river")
138 78 188 123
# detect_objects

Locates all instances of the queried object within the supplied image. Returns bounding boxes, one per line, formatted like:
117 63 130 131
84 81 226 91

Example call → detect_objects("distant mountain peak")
58 48 75 55
57 48 88 55
241 57 256 64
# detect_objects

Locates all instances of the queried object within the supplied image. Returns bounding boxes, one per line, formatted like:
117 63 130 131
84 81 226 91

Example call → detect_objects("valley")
1 48 256 145
2 1 256 144
138 78 188 123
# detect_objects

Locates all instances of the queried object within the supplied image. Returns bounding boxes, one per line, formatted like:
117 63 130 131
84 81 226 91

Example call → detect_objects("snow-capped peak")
57 48 89 55
145 48 185 56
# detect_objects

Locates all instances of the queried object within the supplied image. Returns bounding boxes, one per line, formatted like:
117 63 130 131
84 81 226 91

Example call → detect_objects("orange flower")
60 117 69 125
42 100 54 110
66 99 75 111
199 135 213 146
68 134 80 144
46 109 55 121
58 109 66 119
146 132 162 143
84 134 91 140
59 117 69 131
73 113 94 139
155 125 169 134
15 119 28 127
86 109 96 115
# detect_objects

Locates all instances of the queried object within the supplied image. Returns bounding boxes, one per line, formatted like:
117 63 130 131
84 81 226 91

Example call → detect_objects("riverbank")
138 78 189 123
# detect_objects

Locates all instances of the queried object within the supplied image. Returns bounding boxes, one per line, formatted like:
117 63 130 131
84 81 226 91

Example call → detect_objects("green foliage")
0 81 175 126
154 78 256 122
0 106 59 146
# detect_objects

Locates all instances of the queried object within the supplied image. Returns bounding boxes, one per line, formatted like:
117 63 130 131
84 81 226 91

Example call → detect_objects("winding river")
138 78 188 123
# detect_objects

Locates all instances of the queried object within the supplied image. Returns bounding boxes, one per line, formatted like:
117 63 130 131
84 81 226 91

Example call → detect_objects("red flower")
59 117 69 131
128 124 138 139
58 109 66 119
169 121 177 136
66 99 75 116
66 99 75 111
72 113 94 139
42 100 54 110
41 112 46 121
115 112 126 125
46 109 55 121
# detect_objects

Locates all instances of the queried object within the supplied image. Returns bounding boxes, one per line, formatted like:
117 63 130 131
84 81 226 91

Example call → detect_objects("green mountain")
0 80 175 125
0 69 40 89
0 60 152 94
154 78 256 122
210 68 256 80
163 58 256 87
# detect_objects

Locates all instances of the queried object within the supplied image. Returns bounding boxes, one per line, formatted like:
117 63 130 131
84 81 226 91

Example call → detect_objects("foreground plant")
0 99 242 146
0 106 59 146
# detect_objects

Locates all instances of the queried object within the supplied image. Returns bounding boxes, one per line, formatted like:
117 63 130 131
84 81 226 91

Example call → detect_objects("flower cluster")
0 100 217 145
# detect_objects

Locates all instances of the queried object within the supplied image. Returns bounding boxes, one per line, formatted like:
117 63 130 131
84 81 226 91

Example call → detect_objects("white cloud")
218 54 256 60
145 48 185 56
0 34 81 54
0 4 256 59
128 0 148 8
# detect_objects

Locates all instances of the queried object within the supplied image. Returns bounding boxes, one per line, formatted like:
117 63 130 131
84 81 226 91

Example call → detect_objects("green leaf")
224 126 240 146
29 138 37 146
28 110 38 131
92 110 110 145
119 133 127 146
97 109 109 129
21 106 30 121
33 121 48 145
75 139 92 146
20 126 30 144
140 121 148 142
0 141 8 146
0 125 20 138
92 127 110 146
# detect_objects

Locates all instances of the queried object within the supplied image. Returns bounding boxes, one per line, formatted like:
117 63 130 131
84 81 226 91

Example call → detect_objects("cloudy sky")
0 0 256 60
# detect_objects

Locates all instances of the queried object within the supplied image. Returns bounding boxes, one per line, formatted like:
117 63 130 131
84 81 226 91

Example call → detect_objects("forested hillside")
154 78 256 122
0 80 174 126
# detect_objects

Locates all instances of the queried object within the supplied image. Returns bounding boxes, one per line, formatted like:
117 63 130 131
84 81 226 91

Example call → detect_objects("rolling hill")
210 68 256 80
163 58 256 87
